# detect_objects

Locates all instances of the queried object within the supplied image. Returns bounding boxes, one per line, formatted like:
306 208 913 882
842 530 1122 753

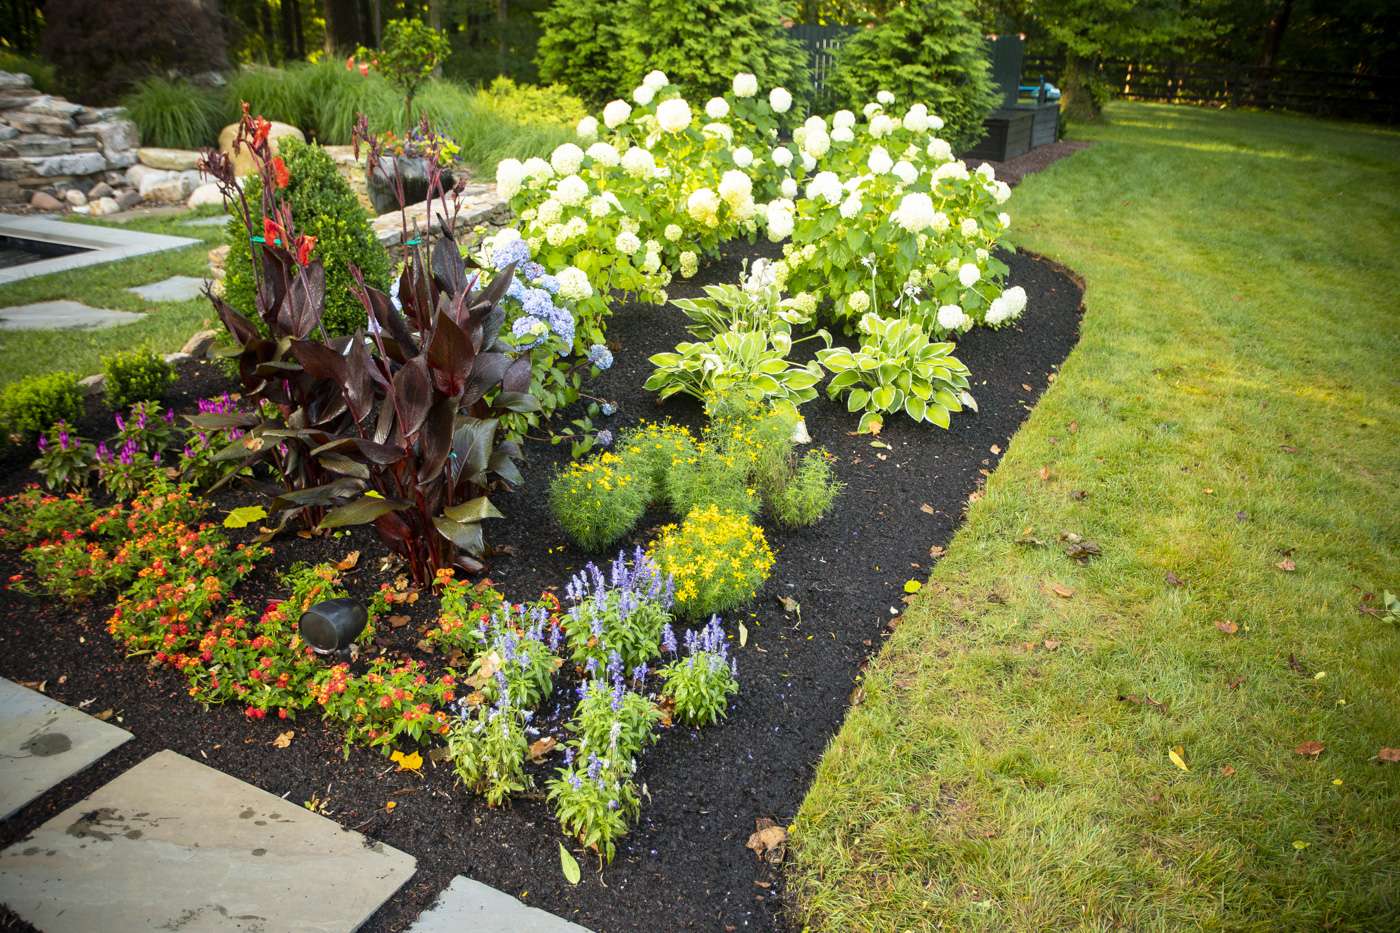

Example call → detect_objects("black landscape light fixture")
299 598 368 661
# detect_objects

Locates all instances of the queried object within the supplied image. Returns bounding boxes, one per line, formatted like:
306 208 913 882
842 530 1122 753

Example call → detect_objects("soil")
0 240 1083 933
965 139 1093 187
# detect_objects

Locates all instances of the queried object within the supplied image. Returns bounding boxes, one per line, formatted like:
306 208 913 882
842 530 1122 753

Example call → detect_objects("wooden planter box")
1028 101 1060 148
965 102 1060 161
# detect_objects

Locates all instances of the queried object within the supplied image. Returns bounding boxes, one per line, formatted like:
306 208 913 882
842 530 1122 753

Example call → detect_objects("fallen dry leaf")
465 651 503 689
1165 571 1184 587
1279 444 1298 454
390 750 423 772
928 544 945 559
1377 748 1400 764
1050 583 1074 599
1068 420 1079 434
388 614 411 629
272 730 294 749
990 444 1002 455
746 818 788 864
1276 558 1296 572
334 550 361 571
528 736 558 763
1039 465 1051 481
1215 620 1239 635
1169 746 1190 772
777 595 800 615
1293 741 1325 758
1220 765 1236 777
1227 674 1245 689
385 800 397 812
1062 534 1100 562
1043 639 1061 651
919 502 935 515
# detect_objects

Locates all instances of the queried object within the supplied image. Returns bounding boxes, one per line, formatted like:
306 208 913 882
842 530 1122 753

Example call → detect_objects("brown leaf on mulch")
1293 741 1325 758
746 818 788 864
528 736 558 762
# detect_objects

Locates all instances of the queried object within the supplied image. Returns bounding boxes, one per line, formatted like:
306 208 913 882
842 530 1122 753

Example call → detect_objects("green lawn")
0 211 226 387
790 102 1400 930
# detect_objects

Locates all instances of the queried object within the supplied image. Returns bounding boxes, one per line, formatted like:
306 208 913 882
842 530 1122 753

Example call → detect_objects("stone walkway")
0 299 143 330
126 274 206 302
0 679 591 932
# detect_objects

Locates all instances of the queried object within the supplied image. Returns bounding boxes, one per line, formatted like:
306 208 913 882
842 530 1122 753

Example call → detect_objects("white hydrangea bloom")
804 115 827 136
545 223 571 247
877 90 895 105
495 158 525 199
679 250 699 277
780 176 798 198
863 101 882 119
839 194 863 219
656 98 692 133
522 157 554 183
557 266 593 302
867 146 893 175
769 86 793 113
832 125 854 144
892 160 918 185
603 99 632 128
994 181 1012 203
958 263 981 287
733 72 759 97
803 130 831 159
933 160 970 182
565 215 588 238
928 114 945 130
620 146 655 178
927 138 953 162
536 198 563 225
977 162 996 180
586 141 620 166
805 171 842 205
998 211 1011 228
732 145 754 168
976 247 989 261
833 109 856 129
615 230 642 255
718 170 752 207
961 217 979 237
801 152 817 172
937 303 968 330
1002 285 1027 316
643 70 669 90
588 196 612 218
550 143 584 176
903 103 929 132
848 290 871 313
870 114 897 138
893 192 935 232
576 115 599 141
931 211 950 232
771 146 793 168
633 83 656 106
554 174 589 206
705 97 730 120
765 200 795 241
687 187 721 223
702 122 733 143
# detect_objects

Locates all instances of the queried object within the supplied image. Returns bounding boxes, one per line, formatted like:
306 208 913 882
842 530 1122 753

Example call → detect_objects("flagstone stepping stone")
0 678 132 820
126 274 206 302
0 300 144 331
408 875 592 933
181 215 230 227
0 749 416 933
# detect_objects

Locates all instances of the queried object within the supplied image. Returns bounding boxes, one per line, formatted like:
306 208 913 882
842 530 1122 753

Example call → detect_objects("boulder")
187 181 223 209
0 125 18 141
137 147 202 171
89 196 122 216
180 329 220 358
139 171 194 203
29 190 63 210
125 163 162 188
218 121 304 176
27 151 106 177
88 181 114 199
76 106 127 126
163 351 193 366
0 71 34 90
21 95 84 119
3 111 74 135
115 189 142 210
104 148 137 168
81 119 140 154
12 134 72 157
78 373 105 396
63 188 87 206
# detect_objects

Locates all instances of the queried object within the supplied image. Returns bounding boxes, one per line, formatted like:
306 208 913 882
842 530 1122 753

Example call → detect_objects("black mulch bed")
965 139 1093 187
0 241 1082 933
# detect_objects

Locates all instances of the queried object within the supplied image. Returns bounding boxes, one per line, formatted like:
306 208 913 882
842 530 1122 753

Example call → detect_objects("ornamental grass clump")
649 504 774 618
658 615 739 726
560 548 675 670
548 451 648 551
769 449 843 528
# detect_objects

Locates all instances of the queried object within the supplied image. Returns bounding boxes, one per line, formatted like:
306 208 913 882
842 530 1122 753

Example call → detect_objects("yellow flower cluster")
649 504 774 617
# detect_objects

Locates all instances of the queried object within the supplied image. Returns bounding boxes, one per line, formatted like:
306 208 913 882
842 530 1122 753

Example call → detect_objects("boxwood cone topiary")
828 0 1000 152
223 138 391 336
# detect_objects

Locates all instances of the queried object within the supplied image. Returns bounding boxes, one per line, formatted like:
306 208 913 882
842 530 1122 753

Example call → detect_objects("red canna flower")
271 156 290 190
253 117 272 148
295 234 317 266
359 63 370 77
345 55 355 71
262 216 282 247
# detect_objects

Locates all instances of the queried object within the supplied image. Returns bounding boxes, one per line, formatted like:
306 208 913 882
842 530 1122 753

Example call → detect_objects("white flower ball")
550 142 584 176
588 196 612 218
603 99 632 128
718 169 752 206
687 187 720 222
805 171 842 205
892 160 918 185
960 217 979 237
554 174 589 206
976 247 989 261
893 192 935 232
977 162 996 180
994 181 1012 204
832 109 856 129
931 211 950 232
998 211 1011 229
495 158 525 199
863 101 882 119
780 176 798 198
705 97 730 120
958 263 981 287
927 138 953 162
765 200 795 241
804 115 827 135
633 83 656 106
620 146 655 177
803 130 831 159
877 90 895 105
732 146 754 168
615 230 642 255
586 141 620 166
656 98 692 133
771 146 794 168
733 72 758 97
839 194 863 219
643 69 669 90
536 198 563 225
769 86 793 114
557 266 593 302
848 290 870 313
522 157 554 182
867 146 893 175
832 125 854 143
902 104 929 133
928 114 945 130
937 304 968 331
870 114 897 138
702 122 734 143
801 152 817 172
576 116 599 141
1002 285 1027 316
664 223 683 242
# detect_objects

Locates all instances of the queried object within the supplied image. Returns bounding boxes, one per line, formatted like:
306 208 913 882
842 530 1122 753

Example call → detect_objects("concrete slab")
409 876 593 933
0 678 132 820
0 750 417 933
0 300 145 331
0 215 198 285
127 274 206 302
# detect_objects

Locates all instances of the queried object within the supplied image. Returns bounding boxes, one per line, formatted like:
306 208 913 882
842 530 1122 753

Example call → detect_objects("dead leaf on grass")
1279 444 1298 454
273 730 294 749
1039 465 1051 481
1165 571 1184 587
990 444 1002 455
1169 746 1190 772
1061 533 1100 562
1293 741 1325 758
1050 583 1074 599
1042 639 1061 651
1227 674 1245 689
1068 420 1079 434
1070 489 1087 501
1377 748 1400 764
1276 558 1296 572
528 736 558 762
1215 620 1239 635
746 818 788 864
1220 765 1236 777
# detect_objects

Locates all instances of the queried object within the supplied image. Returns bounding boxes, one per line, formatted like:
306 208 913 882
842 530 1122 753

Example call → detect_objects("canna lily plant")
194 107 538 585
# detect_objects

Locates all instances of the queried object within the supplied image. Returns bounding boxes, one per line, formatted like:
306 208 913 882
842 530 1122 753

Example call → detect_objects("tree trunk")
322 0 364 54
279 0 297 61
1259 0 1294 70
1060 52 1102 123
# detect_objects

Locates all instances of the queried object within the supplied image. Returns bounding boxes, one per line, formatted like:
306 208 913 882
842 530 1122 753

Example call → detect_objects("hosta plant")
816 312 974 434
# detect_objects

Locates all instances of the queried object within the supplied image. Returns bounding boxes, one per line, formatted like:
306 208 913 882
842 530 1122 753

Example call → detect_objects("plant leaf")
559 842 581 885
224 505 268 528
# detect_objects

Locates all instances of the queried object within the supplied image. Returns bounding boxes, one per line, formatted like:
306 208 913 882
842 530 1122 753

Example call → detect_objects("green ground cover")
790 102 1400 930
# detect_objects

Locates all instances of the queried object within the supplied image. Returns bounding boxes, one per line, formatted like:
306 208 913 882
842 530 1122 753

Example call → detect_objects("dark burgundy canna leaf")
417 396 456 484
290 339 347 382
393 355 433 438
286 261 326 339
432 516 485 557
210 294 262 347
318 495 410 530
426 310 474 395
502 353 533 395
343 333 375 424
362 286 413 363
431 235 467 295
462 352 510 408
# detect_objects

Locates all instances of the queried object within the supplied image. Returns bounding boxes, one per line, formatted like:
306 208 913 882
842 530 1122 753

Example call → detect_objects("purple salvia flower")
661 623 677 654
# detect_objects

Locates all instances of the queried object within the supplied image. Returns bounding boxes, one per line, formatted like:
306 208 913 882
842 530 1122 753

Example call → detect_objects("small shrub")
31 421 96 492
768 449 842 528
657 615 738 726
447 700 532 807
0 372 83 442
649 504 774 618
102 350 174 409
477 77 589 128
122 77 225 149
549 451 649 552
352 17 452 119
663 441 760 518
222 138 391 335
614 421 698 502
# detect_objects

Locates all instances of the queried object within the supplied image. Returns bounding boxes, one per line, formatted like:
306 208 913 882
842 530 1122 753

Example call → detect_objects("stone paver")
0 750 416 933
408 876 592 933
126 274 206 302
0 678 132 820
0 299 144 330
0 215 198 285
181 214 230 227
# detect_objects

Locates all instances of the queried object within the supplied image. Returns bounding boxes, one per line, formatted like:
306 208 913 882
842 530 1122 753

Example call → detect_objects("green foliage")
538 0 809 104
31 422 96 493
223 139 390 336
101 349 174 409
828 0 1000 150
0 371 83 442
650 504 775 618
121 77 225 149
548 451 649 552
476 77 588 127
0 50 58 93
354 17 452 117
817 313 973 434
614 422 698 502
447 702 532 807
768 448 843 528
658 616 739 726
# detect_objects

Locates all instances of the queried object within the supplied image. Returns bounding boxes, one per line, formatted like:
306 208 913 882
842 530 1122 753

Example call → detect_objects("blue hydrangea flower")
588 344 614 370
493 237 530 271
600 402 616 416
521 287 555 320
596 429 613 448
510 314 549 350
545 304 575 351
506 277 527 303
521 261 546 281
535 273 560 295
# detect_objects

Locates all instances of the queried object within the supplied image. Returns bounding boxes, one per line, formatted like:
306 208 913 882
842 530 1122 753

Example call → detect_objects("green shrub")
122 77 225 149
476 77 588 128
101 350 175 409
0 50 59 94
828 0 1000 151
354 17 452 119
549 451 649 551
536 0 628 103
0 372 83 442
769 449 842 527
223 138 391 335
649 504 774 618
615 421 698 502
